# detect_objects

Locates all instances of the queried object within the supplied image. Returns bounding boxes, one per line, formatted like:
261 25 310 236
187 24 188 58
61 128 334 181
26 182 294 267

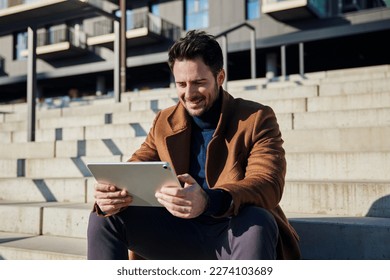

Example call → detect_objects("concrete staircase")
1 65 389 260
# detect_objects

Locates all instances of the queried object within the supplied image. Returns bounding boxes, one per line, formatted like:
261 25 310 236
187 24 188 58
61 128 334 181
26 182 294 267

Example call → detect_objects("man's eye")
194 80 205 86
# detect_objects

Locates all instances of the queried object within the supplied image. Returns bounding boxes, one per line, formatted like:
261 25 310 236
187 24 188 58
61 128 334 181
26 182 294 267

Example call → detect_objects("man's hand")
155 173 208 219
94 183 133 216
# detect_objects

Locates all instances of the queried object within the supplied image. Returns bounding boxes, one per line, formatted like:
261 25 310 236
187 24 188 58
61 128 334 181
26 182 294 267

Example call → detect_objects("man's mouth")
186 97 203 106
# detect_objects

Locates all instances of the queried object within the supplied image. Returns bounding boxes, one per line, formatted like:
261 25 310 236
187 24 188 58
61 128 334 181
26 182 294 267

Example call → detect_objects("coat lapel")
206 90 233 187
164 104 191 176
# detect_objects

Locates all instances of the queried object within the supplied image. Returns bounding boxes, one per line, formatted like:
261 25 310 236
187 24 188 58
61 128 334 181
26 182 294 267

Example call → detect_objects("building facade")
0 0 389 103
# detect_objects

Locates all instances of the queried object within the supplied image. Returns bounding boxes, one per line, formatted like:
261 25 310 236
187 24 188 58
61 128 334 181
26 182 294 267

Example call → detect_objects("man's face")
173 57 225 117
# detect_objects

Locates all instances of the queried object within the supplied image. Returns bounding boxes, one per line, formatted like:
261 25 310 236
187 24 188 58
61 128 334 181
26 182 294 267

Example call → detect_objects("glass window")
115 9 135 30
246 0 260 20
0 0 8 9
185 0 209 30
14 31 28 60
150 2 160 16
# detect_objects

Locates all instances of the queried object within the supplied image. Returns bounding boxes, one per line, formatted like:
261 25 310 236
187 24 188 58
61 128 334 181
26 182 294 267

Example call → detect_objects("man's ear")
217 69 225 87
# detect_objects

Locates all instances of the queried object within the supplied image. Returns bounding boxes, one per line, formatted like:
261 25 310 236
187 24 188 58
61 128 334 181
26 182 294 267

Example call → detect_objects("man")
87 30 300 260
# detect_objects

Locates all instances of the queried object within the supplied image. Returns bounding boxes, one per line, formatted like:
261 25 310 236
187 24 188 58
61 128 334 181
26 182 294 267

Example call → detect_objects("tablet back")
87 161 180 207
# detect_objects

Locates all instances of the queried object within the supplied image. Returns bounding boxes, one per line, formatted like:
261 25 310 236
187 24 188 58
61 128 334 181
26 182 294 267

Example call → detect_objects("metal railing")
215 22 257 90
1 0 40 9
36 26 87 48
0 55 4 72
91 10 181 41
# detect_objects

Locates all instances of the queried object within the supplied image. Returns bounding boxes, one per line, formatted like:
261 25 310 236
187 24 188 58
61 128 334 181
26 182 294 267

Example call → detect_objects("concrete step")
0 159 20 178
239 97 309 114
4 98 389 143
0 120 26 132
7 108 390 148
0 178 88 203
293 107 390 129
23 156 123 179
0 155 122 179
39 110 157 130
0 232 86 260
11 126 85 143
122 88 177 101
0 103 62 120
281 181 390 218
319 77 390 97
0 109 156 134
0 141 56 159
7 120 152 143
84 122 151 140
1 213 389 260
59 125 390 158
289 213 390 259
285 151 390 181
0 176 95 204
0 135 145 160
61 100 130 117
38 113 108 130
58 124 390 158
0 131 11 143
2 177 388 219
55 137 145 159
3 151 388 182
227 64 390 92
232 84 319 101
282 126 390 153
42 203 92 239
322 64 390 81
1 108 62 123
307 91 390 112
0 201 92 236
129 97 179 112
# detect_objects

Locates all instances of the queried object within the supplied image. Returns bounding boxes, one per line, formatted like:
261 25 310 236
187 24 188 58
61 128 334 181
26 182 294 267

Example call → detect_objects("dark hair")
168 30 223 77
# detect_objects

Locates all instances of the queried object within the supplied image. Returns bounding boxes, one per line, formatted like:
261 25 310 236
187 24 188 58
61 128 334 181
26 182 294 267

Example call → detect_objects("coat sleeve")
214 106 286 217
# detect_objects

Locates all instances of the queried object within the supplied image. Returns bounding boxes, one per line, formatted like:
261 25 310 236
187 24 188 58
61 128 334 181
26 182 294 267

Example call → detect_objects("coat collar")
164 88 234 179
166 88 232 135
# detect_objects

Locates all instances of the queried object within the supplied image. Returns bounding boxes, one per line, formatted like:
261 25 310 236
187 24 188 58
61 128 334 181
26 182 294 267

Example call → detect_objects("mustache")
185 96 204 102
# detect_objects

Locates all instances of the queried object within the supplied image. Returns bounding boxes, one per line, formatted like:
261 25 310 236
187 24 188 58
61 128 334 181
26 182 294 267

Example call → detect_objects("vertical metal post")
221 35 228 90
120 0 127 95
114 20 120 102
281 45 286 78
27 26 37 142
299 42 305 77
250 29 256 79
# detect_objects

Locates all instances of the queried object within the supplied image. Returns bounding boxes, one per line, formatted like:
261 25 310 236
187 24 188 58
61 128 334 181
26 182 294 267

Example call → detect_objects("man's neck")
191 90 222 130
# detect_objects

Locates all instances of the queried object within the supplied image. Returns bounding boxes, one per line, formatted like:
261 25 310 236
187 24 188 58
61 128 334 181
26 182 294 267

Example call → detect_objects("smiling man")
87 30 301 260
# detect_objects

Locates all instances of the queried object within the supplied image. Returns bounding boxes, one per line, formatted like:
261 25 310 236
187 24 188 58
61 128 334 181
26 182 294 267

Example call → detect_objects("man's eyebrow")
190 78 207 83
175 78 207 83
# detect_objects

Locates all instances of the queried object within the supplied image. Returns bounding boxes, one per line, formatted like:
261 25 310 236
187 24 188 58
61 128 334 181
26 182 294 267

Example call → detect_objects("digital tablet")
86 161 181 207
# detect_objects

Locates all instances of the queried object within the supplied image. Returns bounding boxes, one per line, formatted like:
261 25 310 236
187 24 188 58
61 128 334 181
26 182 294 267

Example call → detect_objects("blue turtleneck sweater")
189 92 232 217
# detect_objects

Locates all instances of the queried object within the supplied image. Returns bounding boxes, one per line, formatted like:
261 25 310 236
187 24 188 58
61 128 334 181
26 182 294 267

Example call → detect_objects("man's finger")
177 173 197 185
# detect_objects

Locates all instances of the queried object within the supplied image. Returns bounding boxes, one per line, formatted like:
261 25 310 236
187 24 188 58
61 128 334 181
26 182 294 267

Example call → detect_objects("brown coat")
129 90 301 259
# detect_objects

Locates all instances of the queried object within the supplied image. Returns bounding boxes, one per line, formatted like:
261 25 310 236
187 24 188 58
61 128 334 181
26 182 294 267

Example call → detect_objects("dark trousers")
87 205 279 260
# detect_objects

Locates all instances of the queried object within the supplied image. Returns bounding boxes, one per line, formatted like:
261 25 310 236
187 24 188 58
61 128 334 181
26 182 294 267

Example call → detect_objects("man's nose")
185 84 196 97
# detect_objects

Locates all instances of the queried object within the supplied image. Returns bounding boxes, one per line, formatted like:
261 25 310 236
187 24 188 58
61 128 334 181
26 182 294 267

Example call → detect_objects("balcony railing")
0 0 105 9
20 25 87 59
262 0 329 20
0 0 40 9
262 0 388 20
36 26 87 48
91 10 181 41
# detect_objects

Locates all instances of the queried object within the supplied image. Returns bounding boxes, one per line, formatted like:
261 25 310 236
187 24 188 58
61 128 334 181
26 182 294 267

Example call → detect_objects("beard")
183 84 220 117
